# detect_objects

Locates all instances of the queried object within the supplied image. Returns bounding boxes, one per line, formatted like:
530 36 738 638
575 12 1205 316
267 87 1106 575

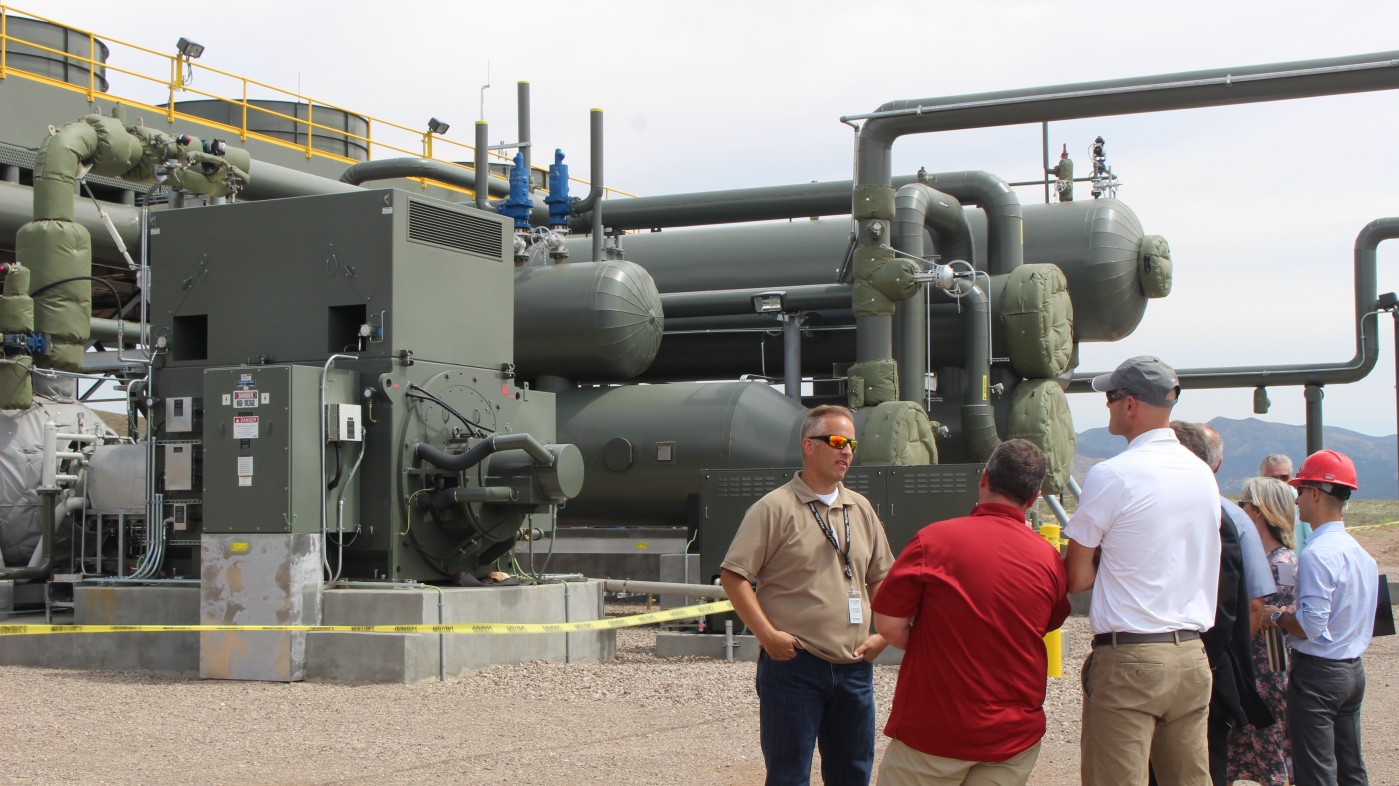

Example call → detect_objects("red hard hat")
1290 449 1359 491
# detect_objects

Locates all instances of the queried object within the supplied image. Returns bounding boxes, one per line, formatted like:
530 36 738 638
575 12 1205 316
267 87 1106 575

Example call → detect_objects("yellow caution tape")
1348 520 1399 532
0 600 734 637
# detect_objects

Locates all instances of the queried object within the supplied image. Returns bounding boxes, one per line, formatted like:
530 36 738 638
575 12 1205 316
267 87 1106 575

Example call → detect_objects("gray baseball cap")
1090 355 1181 408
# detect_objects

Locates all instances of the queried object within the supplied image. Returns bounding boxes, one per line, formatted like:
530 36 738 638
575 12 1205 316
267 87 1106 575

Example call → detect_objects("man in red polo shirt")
872 439 1070 785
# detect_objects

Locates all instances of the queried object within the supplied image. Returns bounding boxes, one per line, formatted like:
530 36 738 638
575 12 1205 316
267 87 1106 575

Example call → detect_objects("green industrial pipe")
8 110 251 409
891 182 968 404
1069 217 1399 392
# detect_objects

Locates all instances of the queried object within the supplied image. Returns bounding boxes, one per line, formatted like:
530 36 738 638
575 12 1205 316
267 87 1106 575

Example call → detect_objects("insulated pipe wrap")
83 115 145 177
847 358 898 408
855 401 937 465
17 220 91 370
32 123 99 222
1006 379 1076 495
1000 263 1074 379
852 245 918 317
0 265 34 332
853 184 896 220
0 264 35 408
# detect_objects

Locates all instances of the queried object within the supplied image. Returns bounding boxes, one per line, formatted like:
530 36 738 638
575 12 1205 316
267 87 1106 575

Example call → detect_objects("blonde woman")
1227 476 1298 786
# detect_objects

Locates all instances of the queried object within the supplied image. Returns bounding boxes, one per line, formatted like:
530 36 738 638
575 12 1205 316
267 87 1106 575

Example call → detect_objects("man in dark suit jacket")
1172 422 1274 786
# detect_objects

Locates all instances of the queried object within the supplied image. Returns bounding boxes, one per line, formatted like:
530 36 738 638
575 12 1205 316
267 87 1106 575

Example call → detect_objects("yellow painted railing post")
304 101 314 159
1040 522 1064 678
2 7 9 80
166 54 176 123
85 32 94 101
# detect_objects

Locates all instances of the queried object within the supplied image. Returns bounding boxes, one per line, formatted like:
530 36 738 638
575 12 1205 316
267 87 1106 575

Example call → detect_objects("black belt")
1092 630 1201 647
1292 649 1361 665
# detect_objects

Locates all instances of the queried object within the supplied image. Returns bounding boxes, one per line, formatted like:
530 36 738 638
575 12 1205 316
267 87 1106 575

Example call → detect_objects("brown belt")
1092 630 1201 647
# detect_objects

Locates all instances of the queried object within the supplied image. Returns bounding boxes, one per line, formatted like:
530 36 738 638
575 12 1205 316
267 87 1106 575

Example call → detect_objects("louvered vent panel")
407 200 503 258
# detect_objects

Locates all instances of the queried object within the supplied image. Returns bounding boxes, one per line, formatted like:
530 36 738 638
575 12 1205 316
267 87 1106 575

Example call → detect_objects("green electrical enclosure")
147 188 572 581
200 365 356 534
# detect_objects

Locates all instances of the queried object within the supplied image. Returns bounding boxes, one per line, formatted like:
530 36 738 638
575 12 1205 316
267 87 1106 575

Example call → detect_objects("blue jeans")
756 650 875 786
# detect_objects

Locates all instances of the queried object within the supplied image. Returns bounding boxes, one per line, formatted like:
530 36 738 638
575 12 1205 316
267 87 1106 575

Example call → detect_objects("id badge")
1275 561 1297 587
847 589 863 625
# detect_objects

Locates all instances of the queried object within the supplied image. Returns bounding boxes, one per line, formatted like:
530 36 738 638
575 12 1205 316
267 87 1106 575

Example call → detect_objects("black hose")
29 275 126 315
326 443 343 491
406 383 494 435
414 436 500 472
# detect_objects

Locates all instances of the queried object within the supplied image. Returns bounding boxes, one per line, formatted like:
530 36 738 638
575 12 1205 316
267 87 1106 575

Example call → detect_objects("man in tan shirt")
721 404 894 786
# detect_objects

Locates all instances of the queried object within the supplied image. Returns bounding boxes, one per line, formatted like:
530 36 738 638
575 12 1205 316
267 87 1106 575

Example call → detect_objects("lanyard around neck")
807 501 853 582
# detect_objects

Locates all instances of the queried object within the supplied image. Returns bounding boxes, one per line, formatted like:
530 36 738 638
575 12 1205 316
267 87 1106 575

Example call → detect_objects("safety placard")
233 416 259 439
232 390 259 409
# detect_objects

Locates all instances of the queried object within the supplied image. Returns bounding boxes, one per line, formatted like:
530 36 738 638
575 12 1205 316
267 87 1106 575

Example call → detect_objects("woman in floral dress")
1227 476 1298 786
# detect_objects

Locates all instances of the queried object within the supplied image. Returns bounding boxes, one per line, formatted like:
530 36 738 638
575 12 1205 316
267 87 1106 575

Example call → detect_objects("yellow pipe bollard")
1040 522 1064 678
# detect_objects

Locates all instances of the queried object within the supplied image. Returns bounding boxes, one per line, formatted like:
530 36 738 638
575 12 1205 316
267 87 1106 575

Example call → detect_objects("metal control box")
326 403 362 442
162 443 195 492
165 396 194 433
200 365 357 534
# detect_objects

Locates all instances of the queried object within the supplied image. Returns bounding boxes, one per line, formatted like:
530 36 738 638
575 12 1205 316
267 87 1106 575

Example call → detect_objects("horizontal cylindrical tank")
577 198 1148 333
3 16 110 92
607 199 1153 382
514 260 664 381
556 381 806 525
170 99 370 161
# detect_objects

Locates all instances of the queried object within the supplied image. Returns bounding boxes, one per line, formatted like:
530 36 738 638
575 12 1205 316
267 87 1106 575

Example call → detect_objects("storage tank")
1 15 110 92
513 260 664 381
606 199 1163 382
556 381 806 525
170 99 370 160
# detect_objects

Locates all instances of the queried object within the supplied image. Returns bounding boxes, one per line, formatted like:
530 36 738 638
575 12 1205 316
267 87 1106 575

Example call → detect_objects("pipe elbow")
1355 217 1399 251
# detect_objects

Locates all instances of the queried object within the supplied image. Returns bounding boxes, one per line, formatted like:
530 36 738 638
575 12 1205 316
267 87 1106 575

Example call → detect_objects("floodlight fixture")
752 291 788 314
176 37 205 59
427 118 451 135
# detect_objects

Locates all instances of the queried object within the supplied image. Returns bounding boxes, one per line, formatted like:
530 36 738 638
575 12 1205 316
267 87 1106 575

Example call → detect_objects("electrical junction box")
326 403 362 442
166 396 194 432
163 443 194 491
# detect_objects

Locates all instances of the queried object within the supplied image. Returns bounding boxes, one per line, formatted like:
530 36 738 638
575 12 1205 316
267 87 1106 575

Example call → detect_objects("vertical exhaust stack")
2 110 250 410
570 109 605 261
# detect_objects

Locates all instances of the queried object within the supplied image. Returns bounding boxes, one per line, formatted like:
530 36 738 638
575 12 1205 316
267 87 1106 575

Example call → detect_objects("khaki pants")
1080 640 1212 786
877 739 1040 786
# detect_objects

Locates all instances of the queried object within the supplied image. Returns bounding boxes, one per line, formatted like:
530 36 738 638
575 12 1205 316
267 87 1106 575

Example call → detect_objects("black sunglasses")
1106 389 1133 404
808 434 858 451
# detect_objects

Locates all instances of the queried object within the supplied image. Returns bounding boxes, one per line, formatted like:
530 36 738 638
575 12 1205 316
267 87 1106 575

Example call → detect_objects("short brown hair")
984 439 1046 505
801 404 855 439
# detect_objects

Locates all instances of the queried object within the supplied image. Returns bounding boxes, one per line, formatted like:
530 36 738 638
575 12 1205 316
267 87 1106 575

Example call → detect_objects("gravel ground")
1 608 1395 786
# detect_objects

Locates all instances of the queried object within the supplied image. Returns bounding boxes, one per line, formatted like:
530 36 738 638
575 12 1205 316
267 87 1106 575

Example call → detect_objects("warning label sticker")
233 390 259 409
233 416 259 440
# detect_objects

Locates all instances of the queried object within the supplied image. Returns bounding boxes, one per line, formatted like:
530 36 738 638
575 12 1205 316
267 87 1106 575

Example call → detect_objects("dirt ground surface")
2 606 1396 786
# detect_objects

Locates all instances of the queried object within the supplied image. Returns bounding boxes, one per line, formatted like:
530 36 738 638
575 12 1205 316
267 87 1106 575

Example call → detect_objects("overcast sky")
16 0 1399 438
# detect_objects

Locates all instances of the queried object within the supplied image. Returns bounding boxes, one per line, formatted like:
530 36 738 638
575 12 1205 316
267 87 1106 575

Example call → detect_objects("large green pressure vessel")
555 381 806 525
573 199 1161 382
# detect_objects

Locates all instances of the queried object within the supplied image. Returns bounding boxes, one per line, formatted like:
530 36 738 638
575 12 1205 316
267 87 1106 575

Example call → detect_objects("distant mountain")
1074 417 1398 500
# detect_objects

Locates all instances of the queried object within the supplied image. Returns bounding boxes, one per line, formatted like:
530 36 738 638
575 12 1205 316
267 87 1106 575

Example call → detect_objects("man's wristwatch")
1270 609 1284 622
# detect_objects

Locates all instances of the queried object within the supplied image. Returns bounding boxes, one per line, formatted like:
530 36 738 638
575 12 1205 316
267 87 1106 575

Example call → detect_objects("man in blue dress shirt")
1265 449 1378 786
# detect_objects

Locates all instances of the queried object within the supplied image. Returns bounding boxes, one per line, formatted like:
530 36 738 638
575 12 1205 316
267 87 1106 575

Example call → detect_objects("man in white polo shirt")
1066 356 1221 786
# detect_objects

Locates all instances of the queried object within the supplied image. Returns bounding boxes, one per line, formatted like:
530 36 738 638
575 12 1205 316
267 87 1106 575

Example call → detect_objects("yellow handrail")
0 3 635 201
